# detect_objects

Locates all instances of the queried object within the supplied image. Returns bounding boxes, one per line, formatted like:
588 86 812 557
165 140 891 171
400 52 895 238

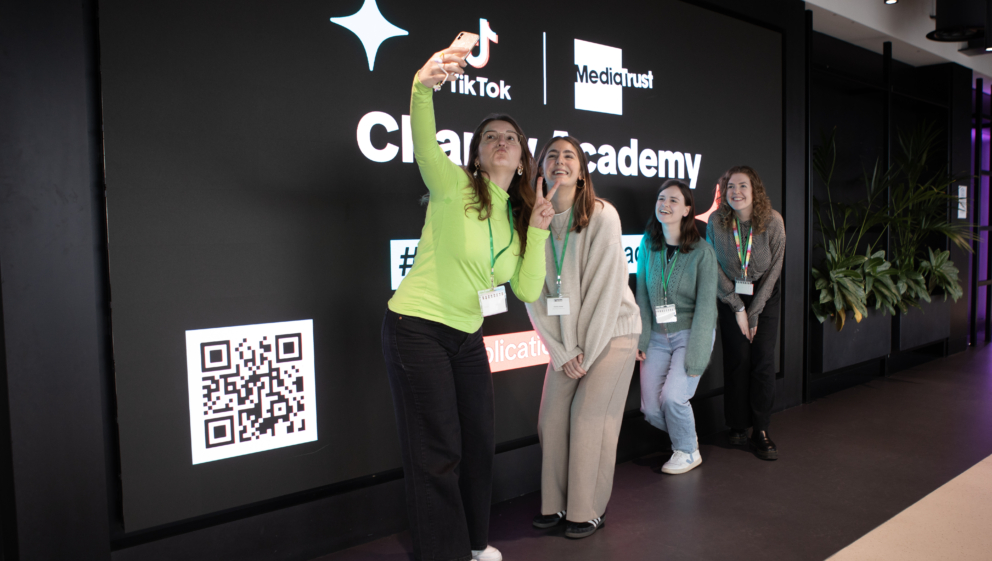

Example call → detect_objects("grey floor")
315 343 992 561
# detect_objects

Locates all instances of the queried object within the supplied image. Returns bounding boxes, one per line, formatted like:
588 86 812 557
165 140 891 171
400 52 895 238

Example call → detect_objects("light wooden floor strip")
830 453 992 560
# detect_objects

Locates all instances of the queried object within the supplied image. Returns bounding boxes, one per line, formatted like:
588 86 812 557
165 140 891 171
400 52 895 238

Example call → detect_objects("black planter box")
811 307 892 373
894 297 951 351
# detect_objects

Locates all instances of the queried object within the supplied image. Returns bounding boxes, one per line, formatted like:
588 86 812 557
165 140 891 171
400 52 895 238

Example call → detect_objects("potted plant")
886 123 971 350
810 130 894 373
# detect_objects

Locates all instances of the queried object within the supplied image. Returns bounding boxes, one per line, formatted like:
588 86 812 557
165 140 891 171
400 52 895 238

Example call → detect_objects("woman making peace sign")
381 47 556 561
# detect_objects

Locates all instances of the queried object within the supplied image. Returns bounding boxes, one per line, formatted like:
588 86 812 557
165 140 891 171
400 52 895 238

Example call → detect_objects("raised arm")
509 176 558 302
410 50 468 195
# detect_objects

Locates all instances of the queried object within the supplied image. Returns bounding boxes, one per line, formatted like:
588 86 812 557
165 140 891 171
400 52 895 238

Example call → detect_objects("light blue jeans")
639 330 701 453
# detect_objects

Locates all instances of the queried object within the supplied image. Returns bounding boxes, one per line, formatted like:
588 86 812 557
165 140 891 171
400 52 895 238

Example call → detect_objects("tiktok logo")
443 18 513 102
466 19 498 68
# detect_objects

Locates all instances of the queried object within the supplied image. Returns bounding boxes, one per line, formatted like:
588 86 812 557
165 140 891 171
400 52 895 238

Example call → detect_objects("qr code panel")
187 320 317 464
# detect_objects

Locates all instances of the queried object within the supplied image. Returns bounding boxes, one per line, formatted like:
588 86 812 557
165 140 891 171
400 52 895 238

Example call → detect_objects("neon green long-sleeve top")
387 76 549 333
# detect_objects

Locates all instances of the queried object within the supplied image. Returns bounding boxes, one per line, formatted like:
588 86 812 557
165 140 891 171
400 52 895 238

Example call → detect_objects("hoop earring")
577 178 585 188
474 160 480 178
517 164 523 176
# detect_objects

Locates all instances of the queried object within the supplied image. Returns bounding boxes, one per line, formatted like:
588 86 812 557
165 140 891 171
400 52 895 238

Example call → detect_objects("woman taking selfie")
706 166 785 461
636 179 717 475
381 45 556 561
525 136 640 539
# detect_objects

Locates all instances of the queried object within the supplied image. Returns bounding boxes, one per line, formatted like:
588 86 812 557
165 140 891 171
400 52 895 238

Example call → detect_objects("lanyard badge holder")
547 210 572 316
733 218 754 296
655 248 679 324
479 205 514 317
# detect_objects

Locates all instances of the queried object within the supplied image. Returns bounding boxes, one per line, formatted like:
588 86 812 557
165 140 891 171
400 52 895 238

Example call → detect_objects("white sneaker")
661 450 702 474
471 545 502 561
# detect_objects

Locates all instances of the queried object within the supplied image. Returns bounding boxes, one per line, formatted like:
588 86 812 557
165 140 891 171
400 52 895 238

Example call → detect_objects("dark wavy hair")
715 165 773 234
464 114 536 256
534 136 603 233
645 179 700 253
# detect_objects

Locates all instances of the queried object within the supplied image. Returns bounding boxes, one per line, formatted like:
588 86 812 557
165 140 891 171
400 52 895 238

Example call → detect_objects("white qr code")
185 319 317 464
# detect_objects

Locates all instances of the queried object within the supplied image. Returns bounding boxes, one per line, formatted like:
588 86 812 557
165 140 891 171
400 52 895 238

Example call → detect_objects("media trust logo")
574 38 654 116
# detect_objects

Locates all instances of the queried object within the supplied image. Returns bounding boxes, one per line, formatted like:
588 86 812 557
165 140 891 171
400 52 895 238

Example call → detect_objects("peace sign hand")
530 176 560 230
417 48 468 90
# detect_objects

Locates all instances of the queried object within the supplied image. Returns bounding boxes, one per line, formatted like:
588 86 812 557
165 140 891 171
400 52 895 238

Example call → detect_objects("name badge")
735 279 754 295
547 297 570 316
479 286 508 317
655 304 677 324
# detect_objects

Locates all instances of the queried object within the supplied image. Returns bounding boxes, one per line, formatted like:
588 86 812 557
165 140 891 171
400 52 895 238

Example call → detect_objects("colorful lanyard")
548 210 573 297
487 203 515 288
659 246 680 304
732 218 753 279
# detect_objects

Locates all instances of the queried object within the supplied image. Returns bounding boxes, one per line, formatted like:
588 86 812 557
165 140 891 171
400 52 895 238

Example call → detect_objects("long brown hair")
715 165 773 234
645 179 701 253
534 136 602 232
464 114 536 256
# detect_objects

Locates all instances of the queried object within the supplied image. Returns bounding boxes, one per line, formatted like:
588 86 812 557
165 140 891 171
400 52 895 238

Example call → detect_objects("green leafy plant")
811 124 973 328
811 241 867 331
919 248 963 302
887 123 972 311
862 250 901 316
811 129 892 330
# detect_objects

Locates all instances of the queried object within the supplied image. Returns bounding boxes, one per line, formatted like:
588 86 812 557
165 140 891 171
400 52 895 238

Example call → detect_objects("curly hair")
534 136 603 233
464 114 537 257
644 179 700 253
715 165 773 234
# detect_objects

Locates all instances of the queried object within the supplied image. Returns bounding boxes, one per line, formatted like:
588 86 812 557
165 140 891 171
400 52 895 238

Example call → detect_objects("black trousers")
717 283 780 433
381 309 494 561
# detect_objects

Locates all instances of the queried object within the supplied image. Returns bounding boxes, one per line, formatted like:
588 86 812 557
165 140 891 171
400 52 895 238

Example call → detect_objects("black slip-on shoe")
532 510 566 529
565 514 605 539
749 430 778 461
728 428 748 446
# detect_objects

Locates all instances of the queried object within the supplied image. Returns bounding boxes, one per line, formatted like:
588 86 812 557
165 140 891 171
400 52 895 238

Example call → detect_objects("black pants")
381 309 494 561
717 283 780 433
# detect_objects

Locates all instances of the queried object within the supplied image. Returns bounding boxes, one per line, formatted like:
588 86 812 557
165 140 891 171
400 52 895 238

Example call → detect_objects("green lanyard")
659 246 680 304
487 203 514 288
733 218 753 279
548 210 573 297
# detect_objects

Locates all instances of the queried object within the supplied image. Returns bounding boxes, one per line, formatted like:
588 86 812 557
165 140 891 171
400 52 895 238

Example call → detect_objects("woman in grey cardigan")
707 166 785 461
636 179 718 475
525 136 641 539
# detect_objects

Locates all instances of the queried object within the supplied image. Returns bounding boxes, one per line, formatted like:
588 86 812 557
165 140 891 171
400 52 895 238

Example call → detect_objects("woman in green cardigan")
381 47 556 561
636 179 718 475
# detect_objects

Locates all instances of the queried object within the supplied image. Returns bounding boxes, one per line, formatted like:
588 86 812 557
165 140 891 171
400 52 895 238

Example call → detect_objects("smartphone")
447 31 479 56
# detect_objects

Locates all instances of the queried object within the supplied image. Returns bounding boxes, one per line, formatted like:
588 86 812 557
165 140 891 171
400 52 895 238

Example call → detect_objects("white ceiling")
806 0 992 89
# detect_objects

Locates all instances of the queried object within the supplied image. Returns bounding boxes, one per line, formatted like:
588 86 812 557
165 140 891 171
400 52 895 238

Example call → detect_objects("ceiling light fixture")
885 0 898 5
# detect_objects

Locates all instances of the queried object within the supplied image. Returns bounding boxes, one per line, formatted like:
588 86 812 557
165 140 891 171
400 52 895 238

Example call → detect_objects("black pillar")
0 0 113 558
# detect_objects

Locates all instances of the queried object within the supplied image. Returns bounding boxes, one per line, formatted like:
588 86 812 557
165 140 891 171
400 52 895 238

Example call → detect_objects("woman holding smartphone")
636 179 718 475
706 166 785 461
525 136 640 539
381 46 556 561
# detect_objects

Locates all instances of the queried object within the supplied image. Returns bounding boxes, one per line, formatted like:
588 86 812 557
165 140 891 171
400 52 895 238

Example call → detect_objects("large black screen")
100 0 781 530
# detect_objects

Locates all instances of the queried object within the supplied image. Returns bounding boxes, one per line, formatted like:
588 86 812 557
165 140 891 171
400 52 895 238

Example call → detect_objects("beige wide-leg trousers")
537 333 638 523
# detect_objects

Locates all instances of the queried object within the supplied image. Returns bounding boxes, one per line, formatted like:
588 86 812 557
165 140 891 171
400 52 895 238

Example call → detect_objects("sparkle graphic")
330 0 408 71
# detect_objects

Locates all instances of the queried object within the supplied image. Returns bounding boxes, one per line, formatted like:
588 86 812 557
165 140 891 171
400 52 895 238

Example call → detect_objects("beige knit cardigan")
525 201 641 371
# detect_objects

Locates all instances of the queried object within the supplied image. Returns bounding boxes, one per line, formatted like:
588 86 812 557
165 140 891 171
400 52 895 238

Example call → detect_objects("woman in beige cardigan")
525 136 641 539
